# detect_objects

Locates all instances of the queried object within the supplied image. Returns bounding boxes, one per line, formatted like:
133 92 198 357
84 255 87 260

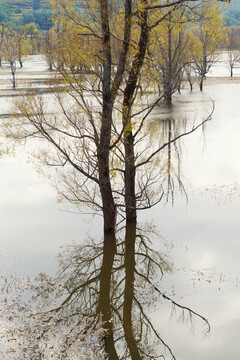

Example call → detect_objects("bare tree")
42 26 59 70
189 1 225 91
150 9 191 102
0 23 6 67
225 27 240 77
3 28 18 89
16 33 28 68
184 61 195 91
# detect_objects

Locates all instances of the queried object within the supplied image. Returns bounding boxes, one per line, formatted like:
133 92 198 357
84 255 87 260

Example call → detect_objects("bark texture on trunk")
123 106 136 223
98 0 134 231
99 122 116 232
99 0 116 233
122 0 149 223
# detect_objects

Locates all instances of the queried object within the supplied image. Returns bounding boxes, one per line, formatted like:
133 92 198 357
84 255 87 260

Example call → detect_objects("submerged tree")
150 7 191 102
225 26 240 77
3 28 18 89
16 33 28 67
42 25 59 70
20 23 39 55
6 0 226 233
190 1 225 91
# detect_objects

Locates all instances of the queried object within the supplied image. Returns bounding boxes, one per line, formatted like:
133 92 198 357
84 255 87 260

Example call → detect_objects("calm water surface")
144 83 240 359
0 57 240 359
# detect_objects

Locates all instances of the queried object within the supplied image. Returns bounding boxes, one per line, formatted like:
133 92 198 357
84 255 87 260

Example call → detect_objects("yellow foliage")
191 0 226 56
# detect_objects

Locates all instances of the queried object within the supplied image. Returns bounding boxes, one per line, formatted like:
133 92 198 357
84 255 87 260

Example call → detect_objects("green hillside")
0 0 51 30
223 0 240 26
7 0 50 13
0 0 87 30
4 0 240 29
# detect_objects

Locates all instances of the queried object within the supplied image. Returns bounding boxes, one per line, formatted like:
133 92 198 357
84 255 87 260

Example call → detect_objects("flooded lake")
0 56 240 359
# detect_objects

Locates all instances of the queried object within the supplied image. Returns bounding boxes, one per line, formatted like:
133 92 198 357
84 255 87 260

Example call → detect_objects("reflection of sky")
141 82 240 359
1 56 240 358
149 195 240 359
0 148 102 276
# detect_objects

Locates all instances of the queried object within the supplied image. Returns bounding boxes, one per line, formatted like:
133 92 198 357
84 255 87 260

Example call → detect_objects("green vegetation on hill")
2 0 240 29
222 0 240 26
23 4 52 30
1 0 51 30
0 1 11 23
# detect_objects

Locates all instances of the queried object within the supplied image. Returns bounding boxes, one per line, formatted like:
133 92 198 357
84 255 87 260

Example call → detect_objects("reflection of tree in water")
147 114 192 203
17 223 207 360
162 117 188 203
47 224 170 359
0 223 210 359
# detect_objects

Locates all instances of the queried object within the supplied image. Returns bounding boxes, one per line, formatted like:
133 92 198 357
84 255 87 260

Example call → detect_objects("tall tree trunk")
123 106 136 223
98 0 116 233
99 105 116 232
166 12 172 103
122 0 149 223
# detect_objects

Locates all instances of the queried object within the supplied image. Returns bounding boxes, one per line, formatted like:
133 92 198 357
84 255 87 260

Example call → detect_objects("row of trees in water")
4 0 227 231
2 3 240 93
